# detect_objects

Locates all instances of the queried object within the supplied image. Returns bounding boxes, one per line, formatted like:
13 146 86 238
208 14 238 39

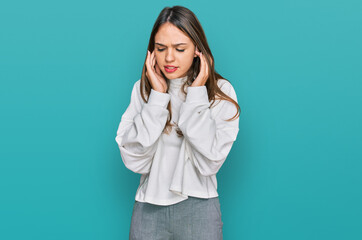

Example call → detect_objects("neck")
168 75 188 90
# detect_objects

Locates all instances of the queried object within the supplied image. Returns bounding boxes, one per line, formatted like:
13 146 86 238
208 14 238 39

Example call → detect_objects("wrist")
191 82 204 87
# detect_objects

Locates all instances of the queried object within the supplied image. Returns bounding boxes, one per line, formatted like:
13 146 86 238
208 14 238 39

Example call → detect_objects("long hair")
139 5 241 137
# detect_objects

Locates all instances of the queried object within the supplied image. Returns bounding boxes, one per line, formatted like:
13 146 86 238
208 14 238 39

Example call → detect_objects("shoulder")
131 79 146 98
217 78 235 92
132 79 142 92
216 78 237 101
128 79 145 111
209 79 239 119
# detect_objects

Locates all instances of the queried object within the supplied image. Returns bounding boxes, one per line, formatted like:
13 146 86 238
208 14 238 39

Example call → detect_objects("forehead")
154 22 192 44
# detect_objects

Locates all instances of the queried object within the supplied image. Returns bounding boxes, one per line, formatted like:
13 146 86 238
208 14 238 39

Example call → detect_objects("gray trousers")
129 196 223 240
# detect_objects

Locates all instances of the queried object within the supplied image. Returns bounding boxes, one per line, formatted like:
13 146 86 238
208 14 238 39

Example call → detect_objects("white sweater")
115 76 239 206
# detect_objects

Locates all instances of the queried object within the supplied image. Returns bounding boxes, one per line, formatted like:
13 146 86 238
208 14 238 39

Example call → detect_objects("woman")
115 5 240 240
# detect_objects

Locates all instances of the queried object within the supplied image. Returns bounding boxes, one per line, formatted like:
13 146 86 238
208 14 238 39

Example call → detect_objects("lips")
164 65 178 73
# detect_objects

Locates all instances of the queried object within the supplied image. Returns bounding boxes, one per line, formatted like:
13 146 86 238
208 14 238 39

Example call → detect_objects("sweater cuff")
148 89 171 108
186 86 209 103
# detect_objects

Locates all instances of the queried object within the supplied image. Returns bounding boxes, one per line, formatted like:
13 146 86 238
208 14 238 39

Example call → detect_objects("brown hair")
139 5 241 137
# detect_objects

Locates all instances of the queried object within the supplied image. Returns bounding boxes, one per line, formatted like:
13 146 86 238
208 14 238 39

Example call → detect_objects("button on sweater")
115 76 239 206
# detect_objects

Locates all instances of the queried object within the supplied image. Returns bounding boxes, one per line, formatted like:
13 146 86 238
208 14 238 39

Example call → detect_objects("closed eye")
157 48 185 52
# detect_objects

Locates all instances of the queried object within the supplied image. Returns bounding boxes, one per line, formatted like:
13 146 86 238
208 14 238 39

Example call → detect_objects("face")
154 22 197 80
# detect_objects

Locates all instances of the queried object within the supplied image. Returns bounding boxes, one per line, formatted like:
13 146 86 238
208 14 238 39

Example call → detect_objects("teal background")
1 0 361 239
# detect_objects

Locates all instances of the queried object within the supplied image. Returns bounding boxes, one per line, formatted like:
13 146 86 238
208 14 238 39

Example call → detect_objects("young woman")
115 5 240 240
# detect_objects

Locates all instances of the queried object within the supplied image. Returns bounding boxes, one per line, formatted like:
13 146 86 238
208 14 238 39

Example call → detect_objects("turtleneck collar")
168 76 188 90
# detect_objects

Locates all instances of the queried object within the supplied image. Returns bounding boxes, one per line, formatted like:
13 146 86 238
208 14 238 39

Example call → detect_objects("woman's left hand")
191 50 213 87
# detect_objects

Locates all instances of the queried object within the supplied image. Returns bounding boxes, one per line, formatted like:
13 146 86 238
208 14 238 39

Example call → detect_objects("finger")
200 53 206 75
196 50 201 57
146 51 154 80
154 50 157 59
198 52 203 74
154 55 158 72
203 54 208 78
145 51 150 75
206 57 209 77
207 56 210 77
150 51 155 68
202 53 206 72
146 50 151 69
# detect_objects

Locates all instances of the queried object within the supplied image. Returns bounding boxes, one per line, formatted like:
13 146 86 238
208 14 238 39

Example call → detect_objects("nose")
165 49 175 62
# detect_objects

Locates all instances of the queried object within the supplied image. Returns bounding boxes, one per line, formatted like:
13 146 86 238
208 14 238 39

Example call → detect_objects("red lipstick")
164 65 178 73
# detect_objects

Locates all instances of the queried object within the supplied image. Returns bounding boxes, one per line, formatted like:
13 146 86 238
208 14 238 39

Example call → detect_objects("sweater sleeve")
178 80 240 177
115 80 171 174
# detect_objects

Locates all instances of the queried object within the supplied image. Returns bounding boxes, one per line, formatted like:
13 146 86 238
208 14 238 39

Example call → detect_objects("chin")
167 74 183 80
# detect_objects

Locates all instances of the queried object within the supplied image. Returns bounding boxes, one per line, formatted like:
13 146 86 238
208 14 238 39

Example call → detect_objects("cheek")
155 54 163 64
182 53 194 67
155 55 165 71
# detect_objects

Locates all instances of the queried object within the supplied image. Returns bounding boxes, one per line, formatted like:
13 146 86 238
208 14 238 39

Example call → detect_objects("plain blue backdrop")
1 0 361 239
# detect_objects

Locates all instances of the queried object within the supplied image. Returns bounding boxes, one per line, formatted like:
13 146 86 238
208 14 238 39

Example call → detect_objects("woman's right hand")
145 50 168 93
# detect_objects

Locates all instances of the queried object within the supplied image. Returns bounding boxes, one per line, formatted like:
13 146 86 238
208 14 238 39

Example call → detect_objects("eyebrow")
155 42 188 47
